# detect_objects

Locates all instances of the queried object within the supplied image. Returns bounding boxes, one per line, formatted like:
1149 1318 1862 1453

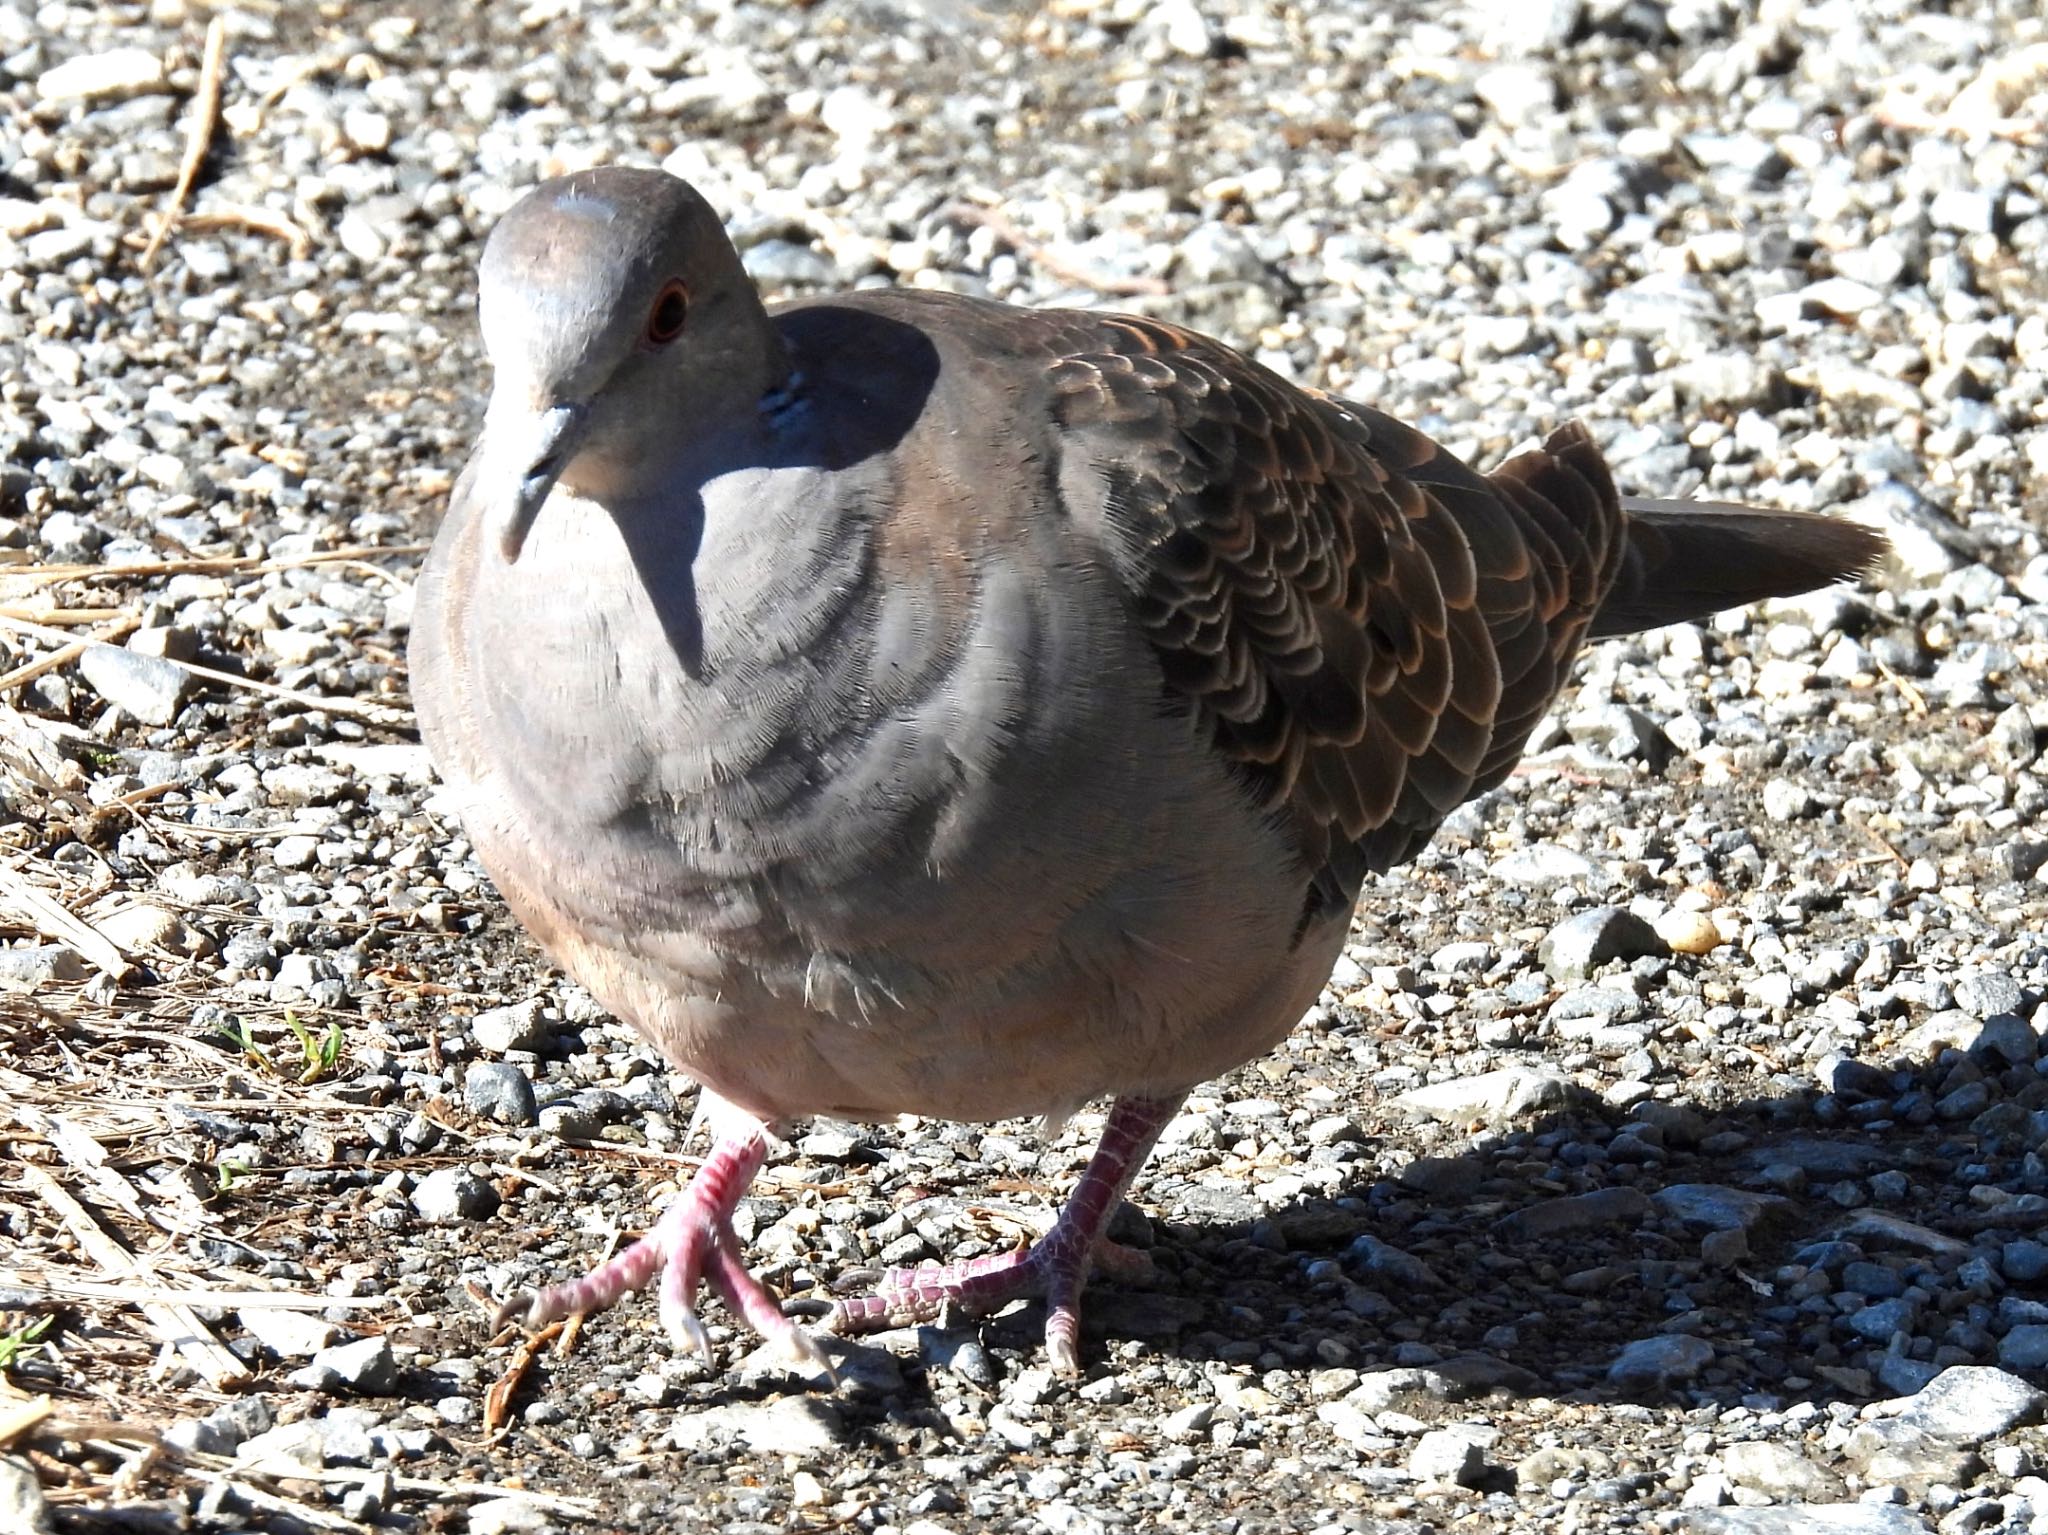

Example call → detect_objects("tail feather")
1590 497 1889 639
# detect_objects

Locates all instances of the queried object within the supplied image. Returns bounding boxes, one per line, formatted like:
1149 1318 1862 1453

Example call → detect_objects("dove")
410 166 1885 1377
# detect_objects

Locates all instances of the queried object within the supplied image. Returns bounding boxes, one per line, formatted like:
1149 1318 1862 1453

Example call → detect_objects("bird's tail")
1589 497 1890 639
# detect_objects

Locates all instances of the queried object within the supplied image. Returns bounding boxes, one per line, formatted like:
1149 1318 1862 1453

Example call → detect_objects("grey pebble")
464 1060 538 1126
537 1089 628 1139
237 1306 340 1359
0 946 88 990
2001 1240 2048 1284
1393 1066 1584 1125
1844 1296 1919 1344
1761 778 1813 820
1490 843 1605 885
1494 1186 1651 1240
1683 1506 1930 1534
668 1396 847 1455
1653 1184 1790 1233
1608 1333 1713 1388
470 997 553 1054
1842 1419 1981 1494
0 1457 52 1535
799 1127 863 1160
1539 906 1666 981
1934 1079 1990 1121
1345 1234 1439 1288
161 1397 273 1458
1407 1423 1496 1487
466 1499 558 1535
77 644 192 725
1968 1012 2039 1066
1474 63 1558 129
1717 1440 1846 1502
1874 1353 1939 1399
1998 1324 2048 1372
288 1335 398 1395
1895 1364 2046 1445
409 1165 499 1222
235 1421 329 1473
1954 969 2026 1019
1840 1260 1906 1299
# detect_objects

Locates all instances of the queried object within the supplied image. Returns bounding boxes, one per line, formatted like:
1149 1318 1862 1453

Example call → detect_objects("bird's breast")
417 453 1324 1123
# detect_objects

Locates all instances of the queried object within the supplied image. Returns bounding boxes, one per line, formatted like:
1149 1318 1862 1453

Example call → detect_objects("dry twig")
176 203 315 259
483 1318 565 1437
0 613 411 730
1 542 426 592
1873 654 1929 717
0 866 133 980
140 17 229 271
18 1163 250 1388
0 1274 395 1312
8 1105 158 1233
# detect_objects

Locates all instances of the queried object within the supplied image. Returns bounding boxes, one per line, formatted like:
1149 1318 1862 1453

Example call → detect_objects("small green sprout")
283 1010 345 1083
209 1012 344 1083
209 1014 273 1071
0 1315 54 1372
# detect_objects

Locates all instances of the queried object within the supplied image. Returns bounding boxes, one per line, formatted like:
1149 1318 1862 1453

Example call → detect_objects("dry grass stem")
140 17 230 271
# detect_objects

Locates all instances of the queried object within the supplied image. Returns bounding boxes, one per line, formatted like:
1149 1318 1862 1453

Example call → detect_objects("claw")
492 1289 541 1333
1047 1328 1081 1380
484 1094 1185 1377
783 1327 840 1386
665 1304 714 1359
487 1116 786 1369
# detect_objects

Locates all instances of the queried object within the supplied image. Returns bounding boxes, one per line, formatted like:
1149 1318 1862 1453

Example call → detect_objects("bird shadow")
889 1007 2042 1420
605 301 941 680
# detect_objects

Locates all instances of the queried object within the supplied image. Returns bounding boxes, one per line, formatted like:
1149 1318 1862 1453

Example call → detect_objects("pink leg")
495 1121 830 1374
825 1093 1185 1376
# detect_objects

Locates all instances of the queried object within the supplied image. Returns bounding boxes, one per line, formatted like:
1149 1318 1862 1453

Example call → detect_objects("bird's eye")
645 279 689 345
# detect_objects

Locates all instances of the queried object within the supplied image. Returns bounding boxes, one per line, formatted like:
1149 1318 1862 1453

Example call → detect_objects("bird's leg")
494 1110 829 1374
825 1092 1185 1375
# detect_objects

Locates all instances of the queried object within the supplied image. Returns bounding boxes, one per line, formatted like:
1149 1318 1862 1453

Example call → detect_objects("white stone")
36 48 166 103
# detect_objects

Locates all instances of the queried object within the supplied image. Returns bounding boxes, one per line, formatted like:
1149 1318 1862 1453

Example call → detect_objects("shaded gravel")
3 0 2048 1532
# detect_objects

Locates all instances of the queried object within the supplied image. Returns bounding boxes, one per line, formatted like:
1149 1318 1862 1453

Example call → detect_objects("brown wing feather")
1018 311 1629 905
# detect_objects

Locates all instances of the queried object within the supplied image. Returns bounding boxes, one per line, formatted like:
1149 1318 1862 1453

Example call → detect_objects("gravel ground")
3 0 2048 1532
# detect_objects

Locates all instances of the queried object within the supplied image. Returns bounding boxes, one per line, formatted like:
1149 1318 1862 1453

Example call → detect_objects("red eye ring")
645 278 689 345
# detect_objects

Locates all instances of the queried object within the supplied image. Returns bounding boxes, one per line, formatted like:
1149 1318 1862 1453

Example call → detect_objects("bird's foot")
823 1092 1185 1377
822 1234 1155 1376
493 1122 832 1378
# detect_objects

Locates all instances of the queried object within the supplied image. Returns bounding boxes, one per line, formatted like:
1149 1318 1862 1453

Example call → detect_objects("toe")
492 1288 544 1332
1046 1314 1082 1379
782 1326 840 1386
661 1297 714 1358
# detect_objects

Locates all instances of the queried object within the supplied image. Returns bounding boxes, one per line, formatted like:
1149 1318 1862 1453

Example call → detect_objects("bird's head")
470 166 781 561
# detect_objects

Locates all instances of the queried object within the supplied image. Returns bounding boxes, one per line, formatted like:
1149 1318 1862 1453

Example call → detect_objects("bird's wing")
1007 306 1630 904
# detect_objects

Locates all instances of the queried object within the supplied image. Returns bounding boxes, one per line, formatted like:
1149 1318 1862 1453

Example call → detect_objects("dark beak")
489 401 588 562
